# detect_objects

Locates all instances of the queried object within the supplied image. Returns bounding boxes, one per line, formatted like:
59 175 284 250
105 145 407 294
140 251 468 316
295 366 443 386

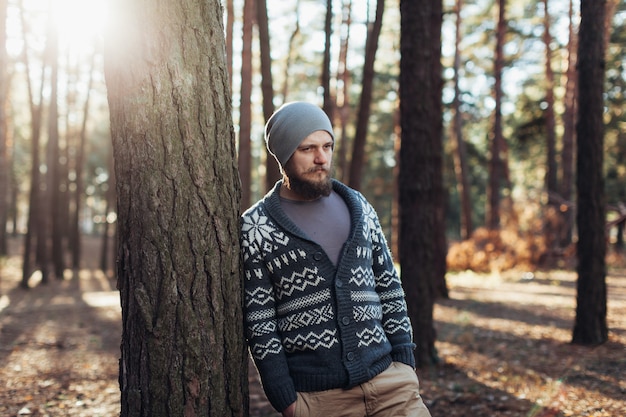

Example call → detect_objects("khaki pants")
294 362 432 417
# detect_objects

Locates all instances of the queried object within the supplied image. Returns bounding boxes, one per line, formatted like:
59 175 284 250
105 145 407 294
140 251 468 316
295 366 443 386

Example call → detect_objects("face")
282 130 334 200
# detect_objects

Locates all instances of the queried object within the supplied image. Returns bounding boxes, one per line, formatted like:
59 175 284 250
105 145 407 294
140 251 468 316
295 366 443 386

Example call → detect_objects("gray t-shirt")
280 190 351 265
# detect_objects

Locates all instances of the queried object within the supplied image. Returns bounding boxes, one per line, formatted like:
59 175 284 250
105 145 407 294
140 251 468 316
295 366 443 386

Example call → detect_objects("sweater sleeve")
240 208 297 412
367 204 417 369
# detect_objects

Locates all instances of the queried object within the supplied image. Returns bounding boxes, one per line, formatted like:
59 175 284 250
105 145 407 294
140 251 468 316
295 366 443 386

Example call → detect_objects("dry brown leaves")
1 237 624 417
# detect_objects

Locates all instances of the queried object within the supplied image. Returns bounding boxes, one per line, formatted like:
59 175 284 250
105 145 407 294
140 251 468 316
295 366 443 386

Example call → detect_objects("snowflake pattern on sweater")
241 180 415 412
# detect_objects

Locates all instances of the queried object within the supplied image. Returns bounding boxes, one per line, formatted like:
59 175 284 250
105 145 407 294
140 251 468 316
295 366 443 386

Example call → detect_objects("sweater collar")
263 179 364 241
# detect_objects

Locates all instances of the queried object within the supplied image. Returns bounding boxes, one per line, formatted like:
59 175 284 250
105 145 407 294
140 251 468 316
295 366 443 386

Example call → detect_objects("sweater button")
335 279 343 288
347 352 355 361
342 316 350 325
313 252 323 261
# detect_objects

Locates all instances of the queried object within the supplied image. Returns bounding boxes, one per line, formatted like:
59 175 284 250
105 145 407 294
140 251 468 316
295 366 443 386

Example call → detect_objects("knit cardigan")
240 180 416 412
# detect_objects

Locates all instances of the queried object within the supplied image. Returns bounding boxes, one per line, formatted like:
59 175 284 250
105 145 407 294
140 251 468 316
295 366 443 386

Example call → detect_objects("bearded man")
240 102 431 417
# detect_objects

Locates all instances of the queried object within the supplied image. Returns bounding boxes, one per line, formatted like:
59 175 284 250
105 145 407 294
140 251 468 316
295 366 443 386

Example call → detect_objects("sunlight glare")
51 0 106 56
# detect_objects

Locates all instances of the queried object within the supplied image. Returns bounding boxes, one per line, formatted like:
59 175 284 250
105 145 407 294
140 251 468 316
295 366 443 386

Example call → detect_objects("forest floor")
0 236 625 417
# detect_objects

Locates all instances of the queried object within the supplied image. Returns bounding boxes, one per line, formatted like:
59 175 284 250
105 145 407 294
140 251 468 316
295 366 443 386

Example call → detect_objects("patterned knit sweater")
240 180 416 412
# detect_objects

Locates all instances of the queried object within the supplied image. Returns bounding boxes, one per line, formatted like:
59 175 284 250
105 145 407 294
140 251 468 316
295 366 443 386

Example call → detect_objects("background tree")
256 0 280 190
321 0 334 120
399 0 445 367
71 54 96 273
450 0 473 240
486 0 507 230
46 24 65 280
542 0 557 200
559 0 577 247
0 0 8 256
347 0 385 191
239 0 254 209
104 0 247 415
572 0 608 346
19 0 49 287
335 0 353 181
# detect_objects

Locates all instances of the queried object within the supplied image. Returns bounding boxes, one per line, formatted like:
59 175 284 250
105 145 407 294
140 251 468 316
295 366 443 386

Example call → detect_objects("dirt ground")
1 236 624 417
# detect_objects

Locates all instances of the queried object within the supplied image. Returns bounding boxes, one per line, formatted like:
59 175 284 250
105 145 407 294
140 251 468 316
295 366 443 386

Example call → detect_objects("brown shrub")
447 200 574 273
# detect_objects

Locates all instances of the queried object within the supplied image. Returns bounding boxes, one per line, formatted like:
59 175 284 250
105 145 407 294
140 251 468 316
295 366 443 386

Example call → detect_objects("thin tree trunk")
321 0 334 121
451 0 473 240
559 0 577 247
256 0 280 190
71 53 96 272
572 0 608 346
347 0 384 191
47 25 66 280
20 0 48 287
0 0 8 256
238 0 254 209
280 0 301 102
543 0 558 198
487 0 506 230
336 0 352 182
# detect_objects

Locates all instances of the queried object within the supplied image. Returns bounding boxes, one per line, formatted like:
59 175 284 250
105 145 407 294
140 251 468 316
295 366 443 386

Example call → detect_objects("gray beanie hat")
265 101 335 167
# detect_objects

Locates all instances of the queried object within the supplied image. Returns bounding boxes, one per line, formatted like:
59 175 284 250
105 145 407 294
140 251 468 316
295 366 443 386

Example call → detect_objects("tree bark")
486 0 506 230
104 0 247 415
0 0 8 256
399 0 445 367
572 0 608 346
239 0 254 209
71 53 96 272
47 26 66 280
100 149 115 275
559 0 577 247
280 1 301 102
336 0 353 182
543 0 558 198
226 0 234 92
451 0 473 240
347 0 384 191
20 0 48 287
256 0 281 190
321 0 334 122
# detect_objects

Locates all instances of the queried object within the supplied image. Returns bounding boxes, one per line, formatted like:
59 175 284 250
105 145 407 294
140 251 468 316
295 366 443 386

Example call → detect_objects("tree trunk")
543 0 558 198
336 0 353 182
559 0 577 247
104 0 247 415
347 0 384 191
256 0 280 190
486 0 506 230
321 0 334 122
71 53 96 272
100 150 115 275
572 0 608 346
47 27 66 280
451 0 473 240
399 0 445 367
239 0 254 209
226 0 234 92
0 0 8 256
280 1 301 102
20 0 48 287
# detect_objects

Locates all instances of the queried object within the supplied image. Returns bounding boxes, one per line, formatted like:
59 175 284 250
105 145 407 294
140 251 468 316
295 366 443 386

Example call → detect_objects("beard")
283 166 333 200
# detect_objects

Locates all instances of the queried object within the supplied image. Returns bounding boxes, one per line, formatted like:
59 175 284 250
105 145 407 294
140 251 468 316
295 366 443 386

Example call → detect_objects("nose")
314 148 329 165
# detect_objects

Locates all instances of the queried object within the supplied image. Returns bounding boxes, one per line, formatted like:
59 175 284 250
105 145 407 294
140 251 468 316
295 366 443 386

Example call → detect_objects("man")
241 101 431 417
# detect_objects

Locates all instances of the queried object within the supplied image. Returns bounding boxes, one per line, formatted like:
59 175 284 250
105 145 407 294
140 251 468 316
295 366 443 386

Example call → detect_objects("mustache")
306 166 329 174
